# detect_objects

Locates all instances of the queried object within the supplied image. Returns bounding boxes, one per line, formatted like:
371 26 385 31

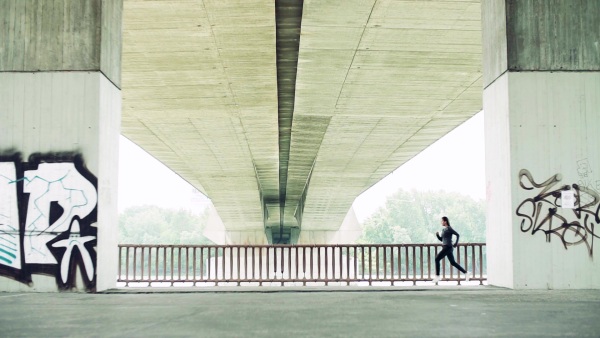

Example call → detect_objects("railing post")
185 247 189 283
140 247 145 285
479 244 484 285
324 246 329 285
354 246 358 282
456 245 461 285
259 246 263 286
404 246 409 282
331 246 335 283
397 245 402 281
346 246 350 286
266 246 270 283
376 246 380 281
295 246 299 282
302 246 307 286
420 246 424 281
207 247 211 283
427 246 431 280
361 246 365 281
338 246 343 283
471 245 476 283
132 246 137 282
441 245 445 280
117 245 122 285
281 246 285 286
390 246 394 286
125 246 130 287
412 246 416 286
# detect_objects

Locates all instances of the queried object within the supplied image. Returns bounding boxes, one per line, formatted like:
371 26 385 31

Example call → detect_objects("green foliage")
119 205 213 244
360 189 485 244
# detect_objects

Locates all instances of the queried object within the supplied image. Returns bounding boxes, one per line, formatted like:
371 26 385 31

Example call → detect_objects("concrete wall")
506 0 600 72
96 73 121 292
509 72 600 288
483 0 600 87
483 73 513 288
0 0 122 292
485 72 600 289
0 72 120 292
0 0 121 87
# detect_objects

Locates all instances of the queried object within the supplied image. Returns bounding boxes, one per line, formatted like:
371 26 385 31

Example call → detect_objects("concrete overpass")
1 0 599 292
121 0 482 244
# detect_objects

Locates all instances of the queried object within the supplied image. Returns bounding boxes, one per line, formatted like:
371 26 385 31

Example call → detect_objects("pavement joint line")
0 293 35 298
101 285 506 294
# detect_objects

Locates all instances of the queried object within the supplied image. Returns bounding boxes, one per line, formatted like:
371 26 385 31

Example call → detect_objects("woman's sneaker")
432 275 440 285
465 272 472 282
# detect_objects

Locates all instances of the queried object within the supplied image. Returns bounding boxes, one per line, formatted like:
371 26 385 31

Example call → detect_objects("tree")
360 189 486 244
119 205 213 244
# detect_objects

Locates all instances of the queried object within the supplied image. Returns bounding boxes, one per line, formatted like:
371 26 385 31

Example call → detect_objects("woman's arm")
436 231 442 242
451 228 460 247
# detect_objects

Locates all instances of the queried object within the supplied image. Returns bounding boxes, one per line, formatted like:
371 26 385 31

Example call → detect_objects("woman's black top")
436 226 459 247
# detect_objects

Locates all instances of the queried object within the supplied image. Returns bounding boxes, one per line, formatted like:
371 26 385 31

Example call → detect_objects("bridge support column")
483 0 600 288
0 1 122 292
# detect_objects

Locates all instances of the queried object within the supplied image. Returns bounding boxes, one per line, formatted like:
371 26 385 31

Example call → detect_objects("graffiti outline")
0 152 97 291
516 169 600 257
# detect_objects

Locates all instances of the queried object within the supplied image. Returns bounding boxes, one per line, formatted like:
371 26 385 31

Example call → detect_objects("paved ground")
1 286 599 337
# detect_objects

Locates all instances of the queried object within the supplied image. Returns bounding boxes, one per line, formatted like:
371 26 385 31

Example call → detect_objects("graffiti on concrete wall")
515 169 600 257
576 158 600 205
0 153 97 291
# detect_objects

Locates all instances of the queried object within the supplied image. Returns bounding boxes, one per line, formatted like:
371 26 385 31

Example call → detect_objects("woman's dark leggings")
435 245 466 276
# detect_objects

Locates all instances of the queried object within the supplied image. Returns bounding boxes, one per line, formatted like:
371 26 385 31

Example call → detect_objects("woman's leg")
446 249 467 274
435 246 451 276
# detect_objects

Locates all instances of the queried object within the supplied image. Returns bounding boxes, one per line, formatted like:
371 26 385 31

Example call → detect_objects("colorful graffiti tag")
0 153 97 291
516 169 600 257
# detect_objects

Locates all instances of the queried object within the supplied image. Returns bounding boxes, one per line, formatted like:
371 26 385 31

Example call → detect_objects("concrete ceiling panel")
121 0 483 241
287 0 483 231
122 0 278 232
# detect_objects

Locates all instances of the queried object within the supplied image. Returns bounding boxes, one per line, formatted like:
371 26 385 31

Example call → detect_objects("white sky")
118 138 210 213
353 111 485 221
119 111 485 222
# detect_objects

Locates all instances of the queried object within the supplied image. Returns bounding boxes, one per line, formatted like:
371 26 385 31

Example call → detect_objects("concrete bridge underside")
121 0 482 243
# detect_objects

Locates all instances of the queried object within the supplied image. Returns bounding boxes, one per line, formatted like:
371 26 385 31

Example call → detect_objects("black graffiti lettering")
516 169 600 257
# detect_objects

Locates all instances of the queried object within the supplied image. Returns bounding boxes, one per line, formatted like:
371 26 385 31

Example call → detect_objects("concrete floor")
0 286 599 337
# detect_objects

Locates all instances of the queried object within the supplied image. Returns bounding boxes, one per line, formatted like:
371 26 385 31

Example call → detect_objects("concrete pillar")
202 203 270 244
483 0 600 288
297 207 361 244
0 0 122 292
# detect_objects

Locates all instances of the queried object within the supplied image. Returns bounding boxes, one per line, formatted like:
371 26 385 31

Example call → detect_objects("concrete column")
202 204 270 244
483 0 600 288
0 0 122 292
296 208 361 244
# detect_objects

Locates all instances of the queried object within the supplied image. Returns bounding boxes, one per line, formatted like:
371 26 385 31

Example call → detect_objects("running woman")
432 216 471 284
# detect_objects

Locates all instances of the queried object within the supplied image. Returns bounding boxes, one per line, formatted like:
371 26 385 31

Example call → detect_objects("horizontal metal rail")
117 243 486 287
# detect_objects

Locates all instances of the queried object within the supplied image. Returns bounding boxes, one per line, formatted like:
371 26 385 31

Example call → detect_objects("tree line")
359 189 486 244
119 205 213 245
118 189 486 246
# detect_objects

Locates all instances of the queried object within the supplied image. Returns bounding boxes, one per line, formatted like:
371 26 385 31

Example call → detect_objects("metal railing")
117 243 486 287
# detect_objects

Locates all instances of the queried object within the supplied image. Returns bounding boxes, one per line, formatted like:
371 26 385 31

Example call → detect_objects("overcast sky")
118 111 485 222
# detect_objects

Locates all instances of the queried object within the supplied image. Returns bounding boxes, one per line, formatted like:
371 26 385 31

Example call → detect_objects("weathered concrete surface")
0 0 122 86
483 0 600 87
1 287 599 337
